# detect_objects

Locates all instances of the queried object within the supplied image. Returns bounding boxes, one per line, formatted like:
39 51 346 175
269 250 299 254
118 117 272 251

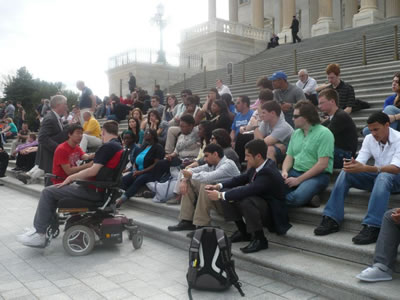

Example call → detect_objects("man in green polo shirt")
281 100 334 207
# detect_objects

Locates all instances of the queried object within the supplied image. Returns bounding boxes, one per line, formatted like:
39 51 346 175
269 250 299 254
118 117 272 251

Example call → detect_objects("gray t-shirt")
273 83 305 104
259 118 294 146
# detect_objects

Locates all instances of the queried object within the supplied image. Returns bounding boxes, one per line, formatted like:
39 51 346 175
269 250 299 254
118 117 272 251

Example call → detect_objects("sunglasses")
293 115 302 119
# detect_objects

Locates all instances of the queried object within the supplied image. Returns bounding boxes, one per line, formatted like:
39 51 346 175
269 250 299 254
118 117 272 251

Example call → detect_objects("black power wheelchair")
45 148 143 256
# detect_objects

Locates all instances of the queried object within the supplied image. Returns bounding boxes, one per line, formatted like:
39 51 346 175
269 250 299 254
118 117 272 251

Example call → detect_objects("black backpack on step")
186 227 245 299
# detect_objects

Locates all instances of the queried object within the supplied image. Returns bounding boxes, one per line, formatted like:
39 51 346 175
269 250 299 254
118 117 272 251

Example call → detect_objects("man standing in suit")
206 139 292 254
38 95 69 186
290 15 301 43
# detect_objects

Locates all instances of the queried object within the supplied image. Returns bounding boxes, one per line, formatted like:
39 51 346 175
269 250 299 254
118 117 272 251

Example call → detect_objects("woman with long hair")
162 94 178 122
127 117 144 145
209 100 233 132
145 110 169 146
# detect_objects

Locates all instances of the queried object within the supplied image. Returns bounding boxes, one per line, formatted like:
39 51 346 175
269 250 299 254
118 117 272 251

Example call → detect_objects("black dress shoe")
167 220 196 232
240 238 269 253
229 230 252 243
352 225 380 245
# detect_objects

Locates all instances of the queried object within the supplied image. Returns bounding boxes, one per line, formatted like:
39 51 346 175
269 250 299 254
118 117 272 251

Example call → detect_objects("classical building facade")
179 0 400 70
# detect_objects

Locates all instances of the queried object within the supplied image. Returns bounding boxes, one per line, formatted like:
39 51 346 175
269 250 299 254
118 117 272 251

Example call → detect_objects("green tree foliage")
2 67 78 126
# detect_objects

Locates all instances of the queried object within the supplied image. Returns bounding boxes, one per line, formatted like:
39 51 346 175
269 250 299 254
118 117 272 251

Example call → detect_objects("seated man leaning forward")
167 143 240 232
17 120 123 248
314 112 400 245
206 140 292 254
282 100 334 208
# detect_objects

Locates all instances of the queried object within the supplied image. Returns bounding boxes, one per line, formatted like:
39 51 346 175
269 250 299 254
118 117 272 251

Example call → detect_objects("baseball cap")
269 71 287 81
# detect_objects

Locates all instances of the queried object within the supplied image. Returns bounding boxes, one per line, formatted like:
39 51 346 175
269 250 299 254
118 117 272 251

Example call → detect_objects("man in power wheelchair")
17 120 142 256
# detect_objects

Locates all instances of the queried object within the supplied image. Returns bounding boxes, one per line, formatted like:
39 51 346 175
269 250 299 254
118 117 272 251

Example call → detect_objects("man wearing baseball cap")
270 71 305 127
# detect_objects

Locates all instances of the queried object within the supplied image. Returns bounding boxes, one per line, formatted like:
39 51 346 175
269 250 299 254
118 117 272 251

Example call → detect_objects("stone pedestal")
312 0 338 37
353 0 383 27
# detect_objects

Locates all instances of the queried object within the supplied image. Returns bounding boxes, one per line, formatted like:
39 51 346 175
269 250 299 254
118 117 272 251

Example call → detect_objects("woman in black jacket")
116 129 165 206
209 100 233 132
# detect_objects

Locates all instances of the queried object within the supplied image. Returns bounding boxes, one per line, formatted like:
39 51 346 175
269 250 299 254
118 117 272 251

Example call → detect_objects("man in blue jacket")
206 139 291 254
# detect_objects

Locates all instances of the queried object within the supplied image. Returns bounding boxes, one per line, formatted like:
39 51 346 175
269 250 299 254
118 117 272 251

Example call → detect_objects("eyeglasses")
181 94 187 97
293 114 302 119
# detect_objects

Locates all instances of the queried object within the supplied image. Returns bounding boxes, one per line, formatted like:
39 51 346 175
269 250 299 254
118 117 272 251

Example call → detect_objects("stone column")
252 0 264 28
229 0 239 22
386 0 400 18
353 0 383 27
208 0 216 21
311 0 338 36
278 0 296 43
344 0 358 28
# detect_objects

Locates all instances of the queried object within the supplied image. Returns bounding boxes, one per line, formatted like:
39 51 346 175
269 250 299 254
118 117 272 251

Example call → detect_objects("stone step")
124 206 400 300
2 173 400 299
126 196 400 269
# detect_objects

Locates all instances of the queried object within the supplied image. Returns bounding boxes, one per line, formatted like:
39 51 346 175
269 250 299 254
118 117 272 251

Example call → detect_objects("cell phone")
343 158 352 162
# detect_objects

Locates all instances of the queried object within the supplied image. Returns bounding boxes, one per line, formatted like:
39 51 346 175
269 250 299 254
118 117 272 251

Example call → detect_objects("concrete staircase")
2 19 400 299
167 17 400 133
1 135 400 299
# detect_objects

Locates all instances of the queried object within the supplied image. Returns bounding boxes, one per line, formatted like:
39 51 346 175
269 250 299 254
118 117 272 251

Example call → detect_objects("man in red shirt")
52 124 94 184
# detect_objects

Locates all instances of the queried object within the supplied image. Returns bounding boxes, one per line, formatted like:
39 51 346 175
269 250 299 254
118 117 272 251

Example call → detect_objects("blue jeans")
363 105 400 136
285 169 330 207
323 171 400 227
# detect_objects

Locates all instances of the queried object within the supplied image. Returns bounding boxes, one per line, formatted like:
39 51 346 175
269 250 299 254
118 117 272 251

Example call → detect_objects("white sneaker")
356 266 392 282
16 227 36 239
17 231 46 248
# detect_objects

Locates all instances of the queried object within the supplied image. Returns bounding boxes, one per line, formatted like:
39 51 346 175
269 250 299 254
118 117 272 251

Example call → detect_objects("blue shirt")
231 110 254 136
135 146 152 171
383 94 397 108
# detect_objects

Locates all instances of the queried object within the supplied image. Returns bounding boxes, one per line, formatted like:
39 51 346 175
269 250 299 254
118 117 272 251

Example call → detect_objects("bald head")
83 111 92 121
76 80 85 91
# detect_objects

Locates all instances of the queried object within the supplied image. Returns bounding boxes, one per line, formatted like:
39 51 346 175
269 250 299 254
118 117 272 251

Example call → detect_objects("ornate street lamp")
151 3 167 64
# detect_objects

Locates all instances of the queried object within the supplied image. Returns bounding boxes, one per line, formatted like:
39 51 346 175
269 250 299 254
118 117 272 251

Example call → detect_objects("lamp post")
152 3 167 64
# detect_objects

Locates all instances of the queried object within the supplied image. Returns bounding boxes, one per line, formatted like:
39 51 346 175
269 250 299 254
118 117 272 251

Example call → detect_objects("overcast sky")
0 0 228 98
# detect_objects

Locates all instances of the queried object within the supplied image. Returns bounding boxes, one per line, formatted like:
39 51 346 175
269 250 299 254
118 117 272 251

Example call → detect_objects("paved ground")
0 186 328 300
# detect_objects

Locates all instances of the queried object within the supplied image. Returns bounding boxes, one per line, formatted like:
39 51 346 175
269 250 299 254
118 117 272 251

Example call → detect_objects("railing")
108 48 203 70
181 18 270 42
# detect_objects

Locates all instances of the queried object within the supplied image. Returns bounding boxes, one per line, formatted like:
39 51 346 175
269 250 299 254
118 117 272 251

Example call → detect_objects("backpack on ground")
186 227 245 299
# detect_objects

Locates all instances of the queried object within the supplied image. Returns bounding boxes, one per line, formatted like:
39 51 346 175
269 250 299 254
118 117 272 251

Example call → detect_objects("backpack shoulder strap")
215 229 245 297
187 228 204 300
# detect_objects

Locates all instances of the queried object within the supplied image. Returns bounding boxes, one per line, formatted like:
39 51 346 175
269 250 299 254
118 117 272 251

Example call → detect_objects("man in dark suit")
38 95 69 186
206 139 292 254
16 95 69 186
290 15 301 43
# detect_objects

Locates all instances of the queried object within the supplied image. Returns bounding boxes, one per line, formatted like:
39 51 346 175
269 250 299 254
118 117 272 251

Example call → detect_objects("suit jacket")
290 19 299 32
38 110 68 172
221 159 292 235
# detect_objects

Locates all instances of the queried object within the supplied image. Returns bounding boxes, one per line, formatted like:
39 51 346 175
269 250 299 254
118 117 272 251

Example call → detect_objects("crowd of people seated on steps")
3 70 400 283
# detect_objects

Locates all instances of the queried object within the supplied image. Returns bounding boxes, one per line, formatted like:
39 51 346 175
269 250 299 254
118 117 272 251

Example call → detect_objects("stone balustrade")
108 48 203 71
181 18 270 42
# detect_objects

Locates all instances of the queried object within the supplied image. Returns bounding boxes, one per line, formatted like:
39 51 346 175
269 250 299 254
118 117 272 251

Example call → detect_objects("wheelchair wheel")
131 230 143 249
63 225 95 256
